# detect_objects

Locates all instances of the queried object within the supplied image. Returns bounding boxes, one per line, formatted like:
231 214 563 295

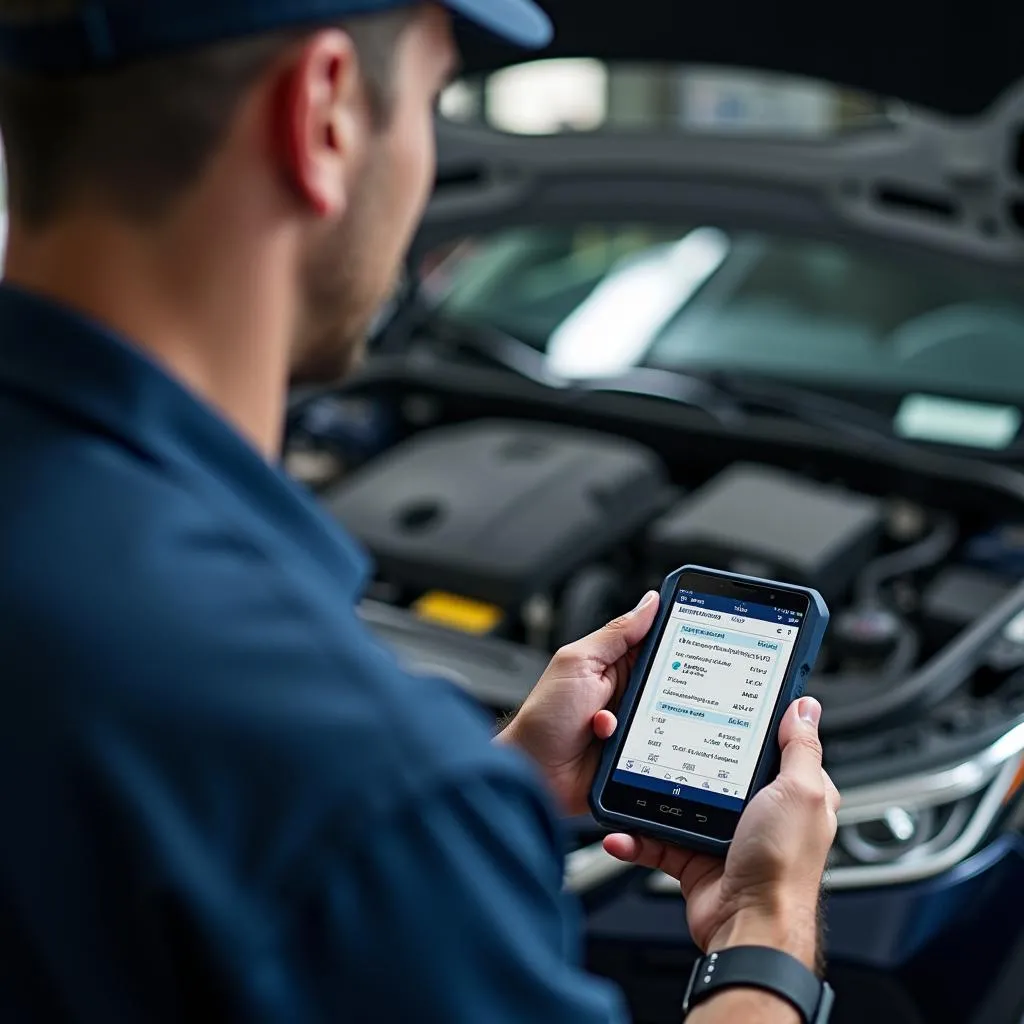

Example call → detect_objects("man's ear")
276 29 368 217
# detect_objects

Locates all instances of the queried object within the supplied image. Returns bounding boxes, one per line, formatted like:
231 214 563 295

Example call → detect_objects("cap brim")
442 0 553 49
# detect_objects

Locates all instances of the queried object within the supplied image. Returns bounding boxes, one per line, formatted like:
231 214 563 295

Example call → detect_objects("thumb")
777 697 824 781
567 591 659 664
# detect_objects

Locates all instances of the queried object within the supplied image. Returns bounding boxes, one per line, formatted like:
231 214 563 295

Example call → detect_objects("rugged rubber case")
589 565 830 857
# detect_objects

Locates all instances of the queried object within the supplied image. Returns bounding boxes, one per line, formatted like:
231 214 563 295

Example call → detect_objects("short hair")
0 3 417 227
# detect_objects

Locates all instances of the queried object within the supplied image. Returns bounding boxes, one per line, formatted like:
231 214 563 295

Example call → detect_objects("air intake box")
648 463 883 600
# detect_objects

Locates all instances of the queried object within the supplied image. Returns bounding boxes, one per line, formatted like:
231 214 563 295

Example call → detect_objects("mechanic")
0 2 839 1022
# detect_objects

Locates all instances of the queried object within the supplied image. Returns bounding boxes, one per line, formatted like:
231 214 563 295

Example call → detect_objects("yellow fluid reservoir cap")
412 591 504 635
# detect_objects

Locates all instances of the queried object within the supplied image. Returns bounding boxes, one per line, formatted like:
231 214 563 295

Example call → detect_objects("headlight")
824 732 1024 890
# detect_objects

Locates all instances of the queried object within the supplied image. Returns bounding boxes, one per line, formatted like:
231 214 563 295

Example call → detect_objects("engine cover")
326 419 668 605
648 463 883 600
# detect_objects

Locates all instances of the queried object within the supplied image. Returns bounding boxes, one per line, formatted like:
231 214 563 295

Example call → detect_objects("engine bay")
286 380 1024 804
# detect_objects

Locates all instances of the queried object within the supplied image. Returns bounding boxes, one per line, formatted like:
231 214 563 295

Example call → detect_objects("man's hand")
604 697 839 972
497 591 660 817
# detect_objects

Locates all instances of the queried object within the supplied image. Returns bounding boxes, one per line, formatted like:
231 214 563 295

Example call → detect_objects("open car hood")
420 105 1024 274
410 0 1024 342
455 0 1024 117
418 1 1024 274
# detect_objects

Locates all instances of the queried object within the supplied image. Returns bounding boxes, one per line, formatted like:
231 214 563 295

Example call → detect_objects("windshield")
424 224 1024 405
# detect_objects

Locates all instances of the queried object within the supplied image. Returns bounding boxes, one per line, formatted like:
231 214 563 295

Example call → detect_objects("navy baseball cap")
0 0 553 75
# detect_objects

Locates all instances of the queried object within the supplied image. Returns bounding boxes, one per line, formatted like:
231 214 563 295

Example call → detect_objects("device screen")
601 571 810 839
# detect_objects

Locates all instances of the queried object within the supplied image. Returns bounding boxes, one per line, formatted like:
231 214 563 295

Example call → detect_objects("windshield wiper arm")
709 373 901 446
430 317 745 426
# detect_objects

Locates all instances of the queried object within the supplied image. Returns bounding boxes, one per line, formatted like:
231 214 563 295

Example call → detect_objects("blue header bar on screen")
676 590 804 626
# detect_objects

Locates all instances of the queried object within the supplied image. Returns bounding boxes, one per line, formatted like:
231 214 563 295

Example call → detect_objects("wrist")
707 902 820 974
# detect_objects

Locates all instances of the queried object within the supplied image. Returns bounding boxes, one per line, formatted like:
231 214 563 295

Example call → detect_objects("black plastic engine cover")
326 419 668 605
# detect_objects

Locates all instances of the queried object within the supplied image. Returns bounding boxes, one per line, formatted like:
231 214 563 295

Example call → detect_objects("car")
284 2 1024 1021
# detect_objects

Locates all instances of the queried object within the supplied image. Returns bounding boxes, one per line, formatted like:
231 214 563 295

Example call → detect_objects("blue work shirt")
0 284 627 1023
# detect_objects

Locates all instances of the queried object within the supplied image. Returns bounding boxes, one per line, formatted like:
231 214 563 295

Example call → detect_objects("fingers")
592 709 617 740
777 697 825 782
603 832 643 862
773 697 840 843
562 591 659 667
602 832 700 880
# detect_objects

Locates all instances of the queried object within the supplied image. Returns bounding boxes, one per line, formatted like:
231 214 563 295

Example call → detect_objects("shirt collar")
0 282 369 589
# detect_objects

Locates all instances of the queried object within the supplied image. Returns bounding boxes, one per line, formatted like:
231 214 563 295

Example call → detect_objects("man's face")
291 6 457 384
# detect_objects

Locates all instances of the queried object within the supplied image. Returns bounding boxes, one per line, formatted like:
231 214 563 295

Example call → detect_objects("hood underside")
455 0 1024 117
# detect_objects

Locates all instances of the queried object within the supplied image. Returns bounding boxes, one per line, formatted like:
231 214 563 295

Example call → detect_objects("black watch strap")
682 946 834 1023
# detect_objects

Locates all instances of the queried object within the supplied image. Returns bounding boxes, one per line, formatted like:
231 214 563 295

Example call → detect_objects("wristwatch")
682 946 834 1023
